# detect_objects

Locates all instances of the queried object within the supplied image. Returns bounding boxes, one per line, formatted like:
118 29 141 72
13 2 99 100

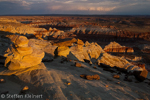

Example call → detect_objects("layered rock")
104 41 134 53
85 42 104 59
68 40 104 63
28 39 57 61
68 41 90 62
97 53 142 71
4 35 45 70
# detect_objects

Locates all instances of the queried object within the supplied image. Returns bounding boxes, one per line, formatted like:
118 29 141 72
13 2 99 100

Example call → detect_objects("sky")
0 0 150 15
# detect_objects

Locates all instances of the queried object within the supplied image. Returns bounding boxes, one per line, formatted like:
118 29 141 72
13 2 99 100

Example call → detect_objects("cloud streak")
0 0 150 15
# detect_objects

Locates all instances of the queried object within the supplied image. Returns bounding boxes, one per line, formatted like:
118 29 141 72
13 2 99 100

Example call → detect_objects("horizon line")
0 14 150 16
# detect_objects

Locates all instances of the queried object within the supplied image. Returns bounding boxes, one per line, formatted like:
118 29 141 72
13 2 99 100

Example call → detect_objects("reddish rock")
0 79 5 83
113 74 120 79
105 85 109 88
93 66 97 69
86 75 93 80
134 70 148 82
137 64 145 70
93 74 100 80
80 74 86 78
80 74 100 80
75 62 82 67
104 47 134 53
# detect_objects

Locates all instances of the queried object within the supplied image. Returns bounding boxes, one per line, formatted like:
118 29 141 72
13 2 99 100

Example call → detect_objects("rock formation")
4 35 45 70
104 41 134 53
28 39 57 61
57 46 70 57
97 53 143 71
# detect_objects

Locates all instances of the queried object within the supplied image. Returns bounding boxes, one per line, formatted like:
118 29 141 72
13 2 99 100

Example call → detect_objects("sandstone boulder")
113 74 120 79
57 46 70 57
80 74 100 80
68 45 90 62
75 62 82 67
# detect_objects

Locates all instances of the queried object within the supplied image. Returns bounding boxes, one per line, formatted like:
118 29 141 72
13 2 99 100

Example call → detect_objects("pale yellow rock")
85 42 104 59
15 36 29 47
84 41 90 47
127 49 134 53
31 48 45 58
22 86 29 91
16 47 33 55
49 27 53 30
57 46 70 57
8 61 21 70
4 56 12 67
76 45 83 50
97 53 143 71
77 39 84 45
8 46 23 60
21 55 43 67
68 42 103 63
104 41 123 51
68 46 90 62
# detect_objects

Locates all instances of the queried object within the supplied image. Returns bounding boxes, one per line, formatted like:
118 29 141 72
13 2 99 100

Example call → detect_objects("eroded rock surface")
4 35 45 70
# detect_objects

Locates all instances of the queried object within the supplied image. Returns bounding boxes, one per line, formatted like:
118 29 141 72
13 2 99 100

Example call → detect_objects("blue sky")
0 0 150 15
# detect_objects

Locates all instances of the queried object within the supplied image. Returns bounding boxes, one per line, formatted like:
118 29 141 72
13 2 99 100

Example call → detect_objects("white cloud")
21 1 32 6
